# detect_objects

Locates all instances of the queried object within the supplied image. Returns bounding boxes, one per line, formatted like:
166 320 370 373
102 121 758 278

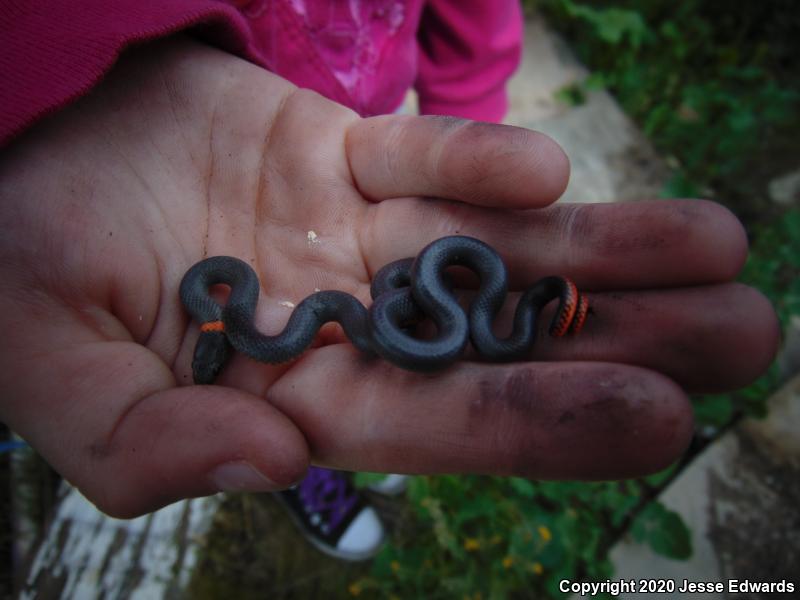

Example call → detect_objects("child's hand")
0 37 778 517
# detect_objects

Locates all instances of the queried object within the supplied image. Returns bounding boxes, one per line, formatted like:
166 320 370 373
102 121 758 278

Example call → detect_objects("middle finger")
364 198 747 289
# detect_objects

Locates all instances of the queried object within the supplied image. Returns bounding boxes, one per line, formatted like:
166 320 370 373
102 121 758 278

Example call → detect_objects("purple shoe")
275 467 385 561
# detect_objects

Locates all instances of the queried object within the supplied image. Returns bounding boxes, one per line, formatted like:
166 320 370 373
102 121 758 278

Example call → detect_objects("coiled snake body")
180 236 588 384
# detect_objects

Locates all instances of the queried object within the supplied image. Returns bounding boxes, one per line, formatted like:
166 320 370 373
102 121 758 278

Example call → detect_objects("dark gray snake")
180 235 588 384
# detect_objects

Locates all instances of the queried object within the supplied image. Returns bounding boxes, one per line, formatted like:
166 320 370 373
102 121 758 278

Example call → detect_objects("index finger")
345 116 570 208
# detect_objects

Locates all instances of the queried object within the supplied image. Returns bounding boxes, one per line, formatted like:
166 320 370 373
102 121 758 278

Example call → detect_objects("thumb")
3 341 308 518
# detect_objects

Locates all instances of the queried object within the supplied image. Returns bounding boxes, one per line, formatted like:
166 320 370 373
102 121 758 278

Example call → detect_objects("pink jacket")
0 1 522 147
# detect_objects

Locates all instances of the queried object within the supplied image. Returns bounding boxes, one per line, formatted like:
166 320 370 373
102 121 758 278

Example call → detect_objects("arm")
0 0 266 147
414 0 523 121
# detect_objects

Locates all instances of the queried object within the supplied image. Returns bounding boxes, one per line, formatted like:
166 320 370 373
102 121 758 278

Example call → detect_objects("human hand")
0 37 778 517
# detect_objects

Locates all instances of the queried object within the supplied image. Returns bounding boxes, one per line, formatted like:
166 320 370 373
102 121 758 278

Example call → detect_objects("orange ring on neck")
200 320 225 333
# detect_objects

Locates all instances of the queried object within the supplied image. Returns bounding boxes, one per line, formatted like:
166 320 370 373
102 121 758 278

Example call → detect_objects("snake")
179 235 589 384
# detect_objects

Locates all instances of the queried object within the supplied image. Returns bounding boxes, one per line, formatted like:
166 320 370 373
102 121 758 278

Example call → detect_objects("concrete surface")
610 375 800 598
769 168 800 207
505 16 667 204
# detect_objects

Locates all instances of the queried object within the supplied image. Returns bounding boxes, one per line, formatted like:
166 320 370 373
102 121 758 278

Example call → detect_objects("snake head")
191 331 232 385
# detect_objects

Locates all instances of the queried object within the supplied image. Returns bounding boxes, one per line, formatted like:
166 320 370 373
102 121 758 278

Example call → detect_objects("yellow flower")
538 525 552 543
529 562 544 575
490 534 503 545
502 555 515 569
349 582 362 596
391 560 401 574
463 537 481 551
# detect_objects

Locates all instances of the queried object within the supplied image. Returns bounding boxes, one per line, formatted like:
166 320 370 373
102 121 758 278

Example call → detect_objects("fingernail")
210 461 278 492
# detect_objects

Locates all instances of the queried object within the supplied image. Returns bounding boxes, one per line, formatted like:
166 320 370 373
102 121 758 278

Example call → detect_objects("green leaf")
352 472 391 488
453 495 498 525
643 462 679 487
584 72 607 90
594 8 649 47
554 82 587 107
660 171 702 198
692 394 734 427
509 477 536 498
609 492 640 528
631 502 692 559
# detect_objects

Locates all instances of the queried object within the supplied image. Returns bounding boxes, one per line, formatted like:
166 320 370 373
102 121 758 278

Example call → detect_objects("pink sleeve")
0 0 261 148
415 0 523 123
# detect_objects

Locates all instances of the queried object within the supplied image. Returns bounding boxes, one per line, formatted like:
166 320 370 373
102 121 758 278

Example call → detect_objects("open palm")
0 38 778 517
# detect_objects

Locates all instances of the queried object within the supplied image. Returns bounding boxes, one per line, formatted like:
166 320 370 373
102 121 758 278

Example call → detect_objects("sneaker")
275 467 385 561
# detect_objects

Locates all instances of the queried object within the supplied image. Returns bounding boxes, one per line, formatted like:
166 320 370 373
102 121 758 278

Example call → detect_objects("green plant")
539 0 800 223
352 475 689 598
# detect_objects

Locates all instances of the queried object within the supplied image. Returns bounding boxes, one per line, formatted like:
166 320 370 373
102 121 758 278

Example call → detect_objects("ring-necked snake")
180 235 589 384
